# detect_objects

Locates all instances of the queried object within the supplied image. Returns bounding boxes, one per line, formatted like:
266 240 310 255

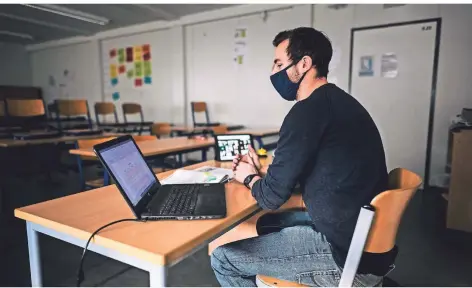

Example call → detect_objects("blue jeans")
211 211 383 287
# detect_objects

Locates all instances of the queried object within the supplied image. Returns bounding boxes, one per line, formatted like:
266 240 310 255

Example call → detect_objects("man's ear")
301 56 313 72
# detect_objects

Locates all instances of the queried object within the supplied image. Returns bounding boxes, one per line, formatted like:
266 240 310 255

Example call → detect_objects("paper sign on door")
359 56 374 77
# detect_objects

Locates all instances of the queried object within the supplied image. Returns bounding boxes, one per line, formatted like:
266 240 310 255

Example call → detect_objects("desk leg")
202 148 207 162
178 154 183 167
255 136 264 150
26 222 42 287
149 265 167 287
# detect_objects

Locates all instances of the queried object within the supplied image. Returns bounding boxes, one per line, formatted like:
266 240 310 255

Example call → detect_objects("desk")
0 132 119 148
227 128 279 149
69 137 215 185
15 160 266 287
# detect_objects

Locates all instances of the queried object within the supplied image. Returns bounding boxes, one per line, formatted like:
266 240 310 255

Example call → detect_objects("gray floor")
1 151 472 286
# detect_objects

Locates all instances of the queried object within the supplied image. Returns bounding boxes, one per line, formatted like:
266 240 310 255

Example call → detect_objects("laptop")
214 134 253 161
94 135 227 220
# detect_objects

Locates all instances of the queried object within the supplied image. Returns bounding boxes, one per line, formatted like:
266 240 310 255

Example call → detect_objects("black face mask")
270 62 308 101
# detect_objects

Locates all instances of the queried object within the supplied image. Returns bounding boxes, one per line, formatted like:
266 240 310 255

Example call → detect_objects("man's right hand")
232 145 262 171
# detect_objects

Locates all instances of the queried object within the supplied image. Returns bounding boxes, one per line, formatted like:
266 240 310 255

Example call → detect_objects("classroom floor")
1 154 472 286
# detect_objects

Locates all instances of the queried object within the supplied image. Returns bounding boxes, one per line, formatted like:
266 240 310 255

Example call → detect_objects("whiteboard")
185 5 311 127
101 29 174 123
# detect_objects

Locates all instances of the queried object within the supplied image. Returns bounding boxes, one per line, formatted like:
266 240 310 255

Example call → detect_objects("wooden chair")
75 137 116 190
256 168 422 287
151 122 172 138
94 102 118 126
191 101 220 127
122 103 144 123
55 99 93 131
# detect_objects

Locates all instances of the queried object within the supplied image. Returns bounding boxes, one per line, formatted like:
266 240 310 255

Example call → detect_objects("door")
350 20 439 181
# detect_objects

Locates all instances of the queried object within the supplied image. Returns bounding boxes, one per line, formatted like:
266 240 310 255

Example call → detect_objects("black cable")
76 218 147 287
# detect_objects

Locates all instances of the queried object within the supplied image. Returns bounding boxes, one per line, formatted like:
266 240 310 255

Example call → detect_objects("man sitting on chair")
210 27 396 286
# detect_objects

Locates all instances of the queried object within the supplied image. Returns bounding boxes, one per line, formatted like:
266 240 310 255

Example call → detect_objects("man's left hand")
233 161 258 184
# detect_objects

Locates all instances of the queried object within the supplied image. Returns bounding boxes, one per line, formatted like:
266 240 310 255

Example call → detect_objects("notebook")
162 166 233 185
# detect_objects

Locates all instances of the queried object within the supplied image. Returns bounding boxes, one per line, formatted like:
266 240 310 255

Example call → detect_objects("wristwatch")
243 174 259 189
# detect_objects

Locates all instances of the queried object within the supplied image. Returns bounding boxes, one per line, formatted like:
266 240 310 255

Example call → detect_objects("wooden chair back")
94 102 118 124
365 168 422 253
122 103 144 123
6 99 46 117
55 99 89 116
191 101 210 126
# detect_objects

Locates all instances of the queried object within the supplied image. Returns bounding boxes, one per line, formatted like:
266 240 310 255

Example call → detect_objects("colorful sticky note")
111 78 118 86
143 52 151 61
135 61 143 77
109 49 116 58
144 61 152 76
118 65 126 74
118 48 125 63
126 47 133 62
144 76 152 85
135 78 143 87
110 64 117 78
134 46 143 61
127 69 134 79
112 92 120 101
143 44 150 53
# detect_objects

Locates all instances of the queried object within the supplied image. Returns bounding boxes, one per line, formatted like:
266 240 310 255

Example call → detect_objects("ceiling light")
0 30 34 40
22 4 110 26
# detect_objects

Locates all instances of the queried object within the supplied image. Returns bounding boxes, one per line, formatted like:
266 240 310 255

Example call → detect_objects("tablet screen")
216 134 252 161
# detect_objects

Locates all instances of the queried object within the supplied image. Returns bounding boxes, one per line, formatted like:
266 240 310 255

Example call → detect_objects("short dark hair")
273 27 333 78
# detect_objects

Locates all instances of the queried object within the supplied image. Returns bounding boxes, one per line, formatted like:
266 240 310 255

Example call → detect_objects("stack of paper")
161 166 233 185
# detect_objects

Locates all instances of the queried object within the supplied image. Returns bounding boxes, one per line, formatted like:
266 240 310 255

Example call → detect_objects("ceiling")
0 4 235 45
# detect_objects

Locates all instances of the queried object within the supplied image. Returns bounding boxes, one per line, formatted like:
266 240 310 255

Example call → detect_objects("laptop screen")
100 139 157 206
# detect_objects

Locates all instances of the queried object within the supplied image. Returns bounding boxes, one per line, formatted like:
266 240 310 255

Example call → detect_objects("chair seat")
256 275 306 287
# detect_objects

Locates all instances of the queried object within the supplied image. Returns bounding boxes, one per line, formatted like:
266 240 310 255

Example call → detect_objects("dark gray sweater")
252 83 391 274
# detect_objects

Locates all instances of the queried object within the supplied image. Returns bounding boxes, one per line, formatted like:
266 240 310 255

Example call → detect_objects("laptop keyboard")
159 185 199 215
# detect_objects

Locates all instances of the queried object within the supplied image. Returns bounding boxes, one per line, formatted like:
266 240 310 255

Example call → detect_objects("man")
211 27 396 287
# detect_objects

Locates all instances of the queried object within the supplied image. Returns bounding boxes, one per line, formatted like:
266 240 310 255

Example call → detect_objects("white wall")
30 41 101 105
0 43 32 86
314 4 472 185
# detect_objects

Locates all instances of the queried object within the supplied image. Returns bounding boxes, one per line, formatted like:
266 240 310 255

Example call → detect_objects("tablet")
215 134 254 161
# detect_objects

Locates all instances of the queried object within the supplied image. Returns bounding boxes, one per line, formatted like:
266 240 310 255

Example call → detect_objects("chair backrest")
151 123 172 138
365 168 422 253
56 99 89 117
55 99 92 130
339 168 422 287
94 102 118 125
132 135 157 142
122 103 144 123
191 101 210 126
6 99 46 117
212 125 228 135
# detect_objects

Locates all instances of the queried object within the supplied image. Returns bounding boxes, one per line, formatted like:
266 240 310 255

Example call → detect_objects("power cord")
76 218 147 287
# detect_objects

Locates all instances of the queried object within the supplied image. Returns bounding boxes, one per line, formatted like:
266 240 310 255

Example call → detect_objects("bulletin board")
184 5 311 127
